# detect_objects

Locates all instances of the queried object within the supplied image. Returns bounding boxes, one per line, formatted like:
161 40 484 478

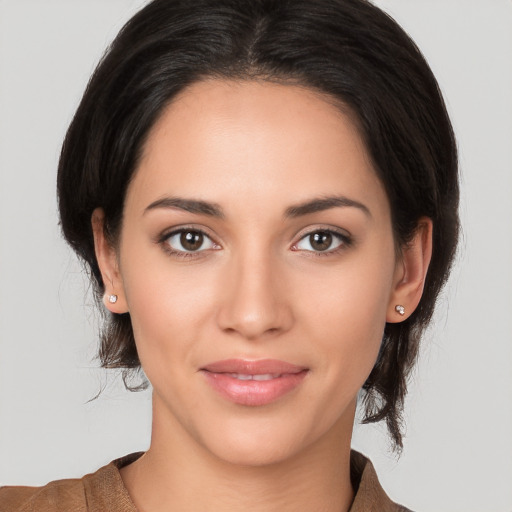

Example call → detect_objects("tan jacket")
0 451 411 511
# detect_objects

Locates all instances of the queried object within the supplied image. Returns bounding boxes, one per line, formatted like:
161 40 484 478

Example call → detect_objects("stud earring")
395 305 405 316
108 294 118 304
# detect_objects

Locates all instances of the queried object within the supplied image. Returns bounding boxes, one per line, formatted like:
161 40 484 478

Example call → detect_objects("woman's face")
107 80 403 465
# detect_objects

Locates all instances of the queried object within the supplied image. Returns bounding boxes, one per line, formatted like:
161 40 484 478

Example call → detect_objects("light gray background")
0 1 511 511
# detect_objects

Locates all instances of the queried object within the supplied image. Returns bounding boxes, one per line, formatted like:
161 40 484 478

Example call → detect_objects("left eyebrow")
284 195 371 218
144 197 225 219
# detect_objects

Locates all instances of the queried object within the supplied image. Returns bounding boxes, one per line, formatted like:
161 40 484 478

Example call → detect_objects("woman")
0 0 459 510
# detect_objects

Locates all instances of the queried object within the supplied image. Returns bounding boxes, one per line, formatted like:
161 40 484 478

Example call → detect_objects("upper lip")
201 359 307 375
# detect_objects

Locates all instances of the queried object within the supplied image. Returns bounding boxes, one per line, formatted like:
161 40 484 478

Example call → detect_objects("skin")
92 80 432 512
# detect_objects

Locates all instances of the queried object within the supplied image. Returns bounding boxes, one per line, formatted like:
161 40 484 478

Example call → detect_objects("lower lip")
202 370 308 406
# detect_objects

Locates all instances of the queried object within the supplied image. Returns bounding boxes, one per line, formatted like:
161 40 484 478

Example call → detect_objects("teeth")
228 373 281 381
229 373 252 380
253 373 280 381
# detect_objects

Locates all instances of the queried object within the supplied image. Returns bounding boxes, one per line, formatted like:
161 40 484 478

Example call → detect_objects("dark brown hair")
57 0 459 450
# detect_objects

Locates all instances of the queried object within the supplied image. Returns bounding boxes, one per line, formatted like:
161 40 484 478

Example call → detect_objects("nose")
216 249 294 340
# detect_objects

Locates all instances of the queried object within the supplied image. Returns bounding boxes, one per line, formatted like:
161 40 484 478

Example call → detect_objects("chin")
207 435 301 468
195 411 330 468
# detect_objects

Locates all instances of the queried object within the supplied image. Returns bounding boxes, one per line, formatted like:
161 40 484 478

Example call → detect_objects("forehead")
127 79 388 219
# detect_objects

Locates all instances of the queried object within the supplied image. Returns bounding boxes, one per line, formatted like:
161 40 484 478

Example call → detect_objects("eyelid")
158 224 208 241
157 225 221 256
156 224 351 257
291 226 353 253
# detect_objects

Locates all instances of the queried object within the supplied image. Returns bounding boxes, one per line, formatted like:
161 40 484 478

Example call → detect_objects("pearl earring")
108 294 118 304
395 305 405 316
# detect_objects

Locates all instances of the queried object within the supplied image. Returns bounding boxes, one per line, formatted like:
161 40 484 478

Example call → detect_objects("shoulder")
0 453 141 512
349 450 413 512
0 476 86 512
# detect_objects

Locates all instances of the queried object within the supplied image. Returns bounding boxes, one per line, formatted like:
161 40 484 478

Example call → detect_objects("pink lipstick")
201 359 308 406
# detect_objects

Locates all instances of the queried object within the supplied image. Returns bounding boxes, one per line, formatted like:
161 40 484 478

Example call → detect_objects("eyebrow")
285 195 371 218
144 194 370 219
144 197 225 218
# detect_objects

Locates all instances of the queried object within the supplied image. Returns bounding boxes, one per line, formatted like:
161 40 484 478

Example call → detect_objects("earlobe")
91 208 128 314
387 217 433 323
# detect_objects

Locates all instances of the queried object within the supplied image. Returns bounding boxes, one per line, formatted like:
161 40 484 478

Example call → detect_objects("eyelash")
291 228 353 256
158 227 219 259
157 227 353 259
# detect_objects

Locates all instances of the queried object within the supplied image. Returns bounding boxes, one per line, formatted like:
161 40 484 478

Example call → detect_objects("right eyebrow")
143 197 225 219
284 195 371 218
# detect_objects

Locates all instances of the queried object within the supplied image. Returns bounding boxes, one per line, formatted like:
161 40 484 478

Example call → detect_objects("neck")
121 396 356 512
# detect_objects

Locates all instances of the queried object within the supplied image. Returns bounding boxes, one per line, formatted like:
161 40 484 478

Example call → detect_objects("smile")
201 359 308 406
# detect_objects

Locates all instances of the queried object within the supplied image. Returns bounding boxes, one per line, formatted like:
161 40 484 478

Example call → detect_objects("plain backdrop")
0 1 511 511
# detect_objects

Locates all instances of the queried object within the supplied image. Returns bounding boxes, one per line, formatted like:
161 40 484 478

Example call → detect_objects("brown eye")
165 229 216 253
294 229 347 253
309 232 333 251
180 231 204 251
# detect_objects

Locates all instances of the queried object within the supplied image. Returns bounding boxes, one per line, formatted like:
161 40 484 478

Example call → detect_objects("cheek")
298 247 395 381
119 248 220 373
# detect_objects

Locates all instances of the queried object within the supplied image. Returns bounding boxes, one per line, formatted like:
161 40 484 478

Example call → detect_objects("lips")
201 359 308 406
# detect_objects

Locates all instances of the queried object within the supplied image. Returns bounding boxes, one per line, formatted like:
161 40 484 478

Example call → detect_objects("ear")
386 217 433 323
91 208 128 314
